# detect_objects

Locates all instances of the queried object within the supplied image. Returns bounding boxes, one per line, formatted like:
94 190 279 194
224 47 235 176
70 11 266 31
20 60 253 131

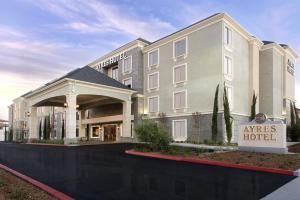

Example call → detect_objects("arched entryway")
26 78 135 144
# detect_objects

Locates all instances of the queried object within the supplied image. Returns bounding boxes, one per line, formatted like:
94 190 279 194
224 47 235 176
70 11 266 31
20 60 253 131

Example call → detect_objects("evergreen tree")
38 120 42 139
250 91 257 121
46 115 51 139
293 103 300 123
43 117 47 140
211 84 219 143
293 102 300 141
223 84 233 143
290 102 295 127
62 118 65 139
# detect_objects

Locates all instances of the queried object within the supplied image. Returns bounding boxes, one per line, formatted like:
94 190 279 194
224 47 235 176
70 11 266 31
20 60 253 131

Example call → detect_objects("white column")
65 94 77 143
28 106 38 140
122 100 132 138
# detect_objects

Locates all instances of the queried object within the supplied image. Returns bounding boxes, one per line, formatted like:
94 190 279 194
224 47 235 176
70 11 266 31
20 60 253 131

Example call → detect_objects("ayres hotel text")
243 125 277 141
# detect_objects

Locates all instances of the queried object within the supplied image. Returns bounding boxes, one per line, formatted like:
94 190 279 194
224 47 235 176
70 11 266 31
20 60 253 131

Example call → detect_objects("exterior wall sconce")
26 112 30 117
76 105 79 109
64 103 68 107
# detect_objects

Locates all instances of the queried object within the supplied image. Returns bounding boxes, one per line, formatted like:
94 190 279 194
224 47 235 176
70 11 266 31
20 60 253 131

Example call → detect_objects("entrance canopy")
23 66 136 144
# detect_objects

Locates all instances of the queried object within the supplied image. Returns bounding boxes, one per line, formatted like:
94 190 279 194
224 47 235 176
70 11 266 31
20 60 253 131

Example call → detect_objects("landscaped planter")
125 150 297 176
0 164 74 200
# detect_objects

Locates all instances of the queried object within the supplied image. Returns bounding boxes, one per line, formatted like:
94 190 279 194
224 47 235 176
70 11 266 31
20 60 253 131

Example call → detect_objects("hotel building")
8 13 298 144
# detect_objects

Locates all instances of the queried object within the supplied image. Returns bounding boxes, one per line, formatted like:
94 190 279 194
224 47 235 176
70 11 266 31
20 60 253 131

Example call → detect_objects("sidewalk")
170 142 237 151
261 177 300 200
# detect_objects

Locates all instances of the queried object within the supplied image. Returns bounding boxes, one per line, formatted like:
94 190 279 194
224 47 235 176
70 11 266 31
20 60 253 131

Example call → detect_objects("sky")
0 0 299 120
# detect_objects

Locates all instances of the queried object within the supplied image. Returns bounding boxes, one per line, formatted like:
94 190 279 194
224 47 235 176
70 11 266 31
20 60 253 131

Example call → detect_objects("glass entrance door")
103 125 117 142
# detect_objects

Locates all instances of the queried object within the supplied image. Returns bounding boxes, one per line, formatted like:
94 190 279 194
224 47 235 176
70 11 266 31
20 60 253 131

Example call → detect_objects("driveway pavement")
0 143 295 200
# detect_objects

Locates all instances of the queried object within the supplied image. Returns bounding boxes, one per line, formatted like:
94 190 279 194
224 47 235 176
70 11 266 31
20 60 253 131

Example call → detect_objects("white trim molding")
148 95 159 114
122 77 133 88
173 36 188 61
223 54 233 81
173 89 187 111
172 119 187 142
122 55 132 75
148 48 159 69
173 63 188 86
147 71 160 91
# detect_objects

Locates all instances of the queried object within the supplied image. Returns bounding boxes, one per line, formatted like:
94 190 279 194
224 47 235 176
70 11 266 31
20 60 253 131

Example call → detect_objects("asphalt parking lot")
0 143 295 200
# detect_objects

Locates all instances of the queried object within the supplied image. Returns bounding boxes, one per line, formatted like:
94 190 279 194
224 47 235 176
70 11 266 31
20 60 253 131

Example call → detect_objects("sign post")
238 113 287 154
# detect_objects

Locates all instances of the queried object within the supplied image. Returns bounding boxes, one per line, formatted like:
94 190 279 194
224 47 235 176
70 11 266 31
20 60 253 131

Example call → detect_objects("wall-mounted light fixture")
64 103 68 107
26 112 30 117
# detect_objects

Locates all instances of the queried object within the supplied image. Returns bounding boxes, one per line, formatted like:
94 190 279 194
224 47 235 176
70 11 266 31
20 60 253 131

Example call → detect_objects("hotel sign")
287 59 295 76
238 113 287 154
95 52 127 70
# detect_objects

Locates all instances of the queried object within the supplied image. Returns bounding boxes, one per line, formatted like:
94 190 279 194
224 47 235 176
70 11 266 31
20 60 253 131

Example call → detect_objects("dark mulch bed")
199 151 300 171
0 169 56 200
288 143 300 153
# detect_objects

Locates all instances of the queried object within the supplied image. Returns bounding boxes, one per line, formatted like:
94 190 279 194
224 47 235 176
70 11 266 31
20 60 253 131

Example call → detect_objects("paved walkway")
0 143 294 200
261 177 300 200
171 142 238 151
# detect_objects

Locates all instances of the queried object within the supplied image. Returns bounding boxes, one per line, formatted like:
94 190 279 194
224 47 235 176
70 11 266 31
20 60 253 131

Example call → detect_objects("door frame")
102 123 118 142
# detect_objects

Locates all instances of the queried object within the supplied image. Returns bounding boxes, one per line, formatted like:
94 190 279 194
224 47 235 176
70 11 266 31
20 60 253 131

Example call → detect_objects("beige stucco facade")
8 13 298 144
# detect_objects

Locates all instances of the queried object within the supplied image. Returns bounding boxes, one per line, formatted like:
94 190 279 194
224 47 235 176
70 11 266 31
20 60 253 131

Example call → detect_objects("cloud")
0 25 105 119
29 0 176 41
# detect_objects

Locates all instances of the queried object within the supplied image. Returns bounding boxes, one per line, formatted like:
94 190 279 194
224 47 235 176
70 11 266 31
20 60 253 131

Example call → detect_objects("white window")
112 67 118 80
173 64 187 84
123 77 132 88
173 90 187 109
174 37 187 58
123 56 132 74
148 96 159 113
149 49 159 67
148 72 159 90
172 119 187 141
225 85 233 109
224 56 232 76
224 26 232 46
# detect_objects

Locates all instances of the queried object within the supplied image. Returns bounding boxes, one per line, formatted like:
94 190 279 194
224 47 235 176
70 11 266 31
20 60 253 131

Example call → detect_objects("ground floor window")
172 119 187 141
91 126 101 138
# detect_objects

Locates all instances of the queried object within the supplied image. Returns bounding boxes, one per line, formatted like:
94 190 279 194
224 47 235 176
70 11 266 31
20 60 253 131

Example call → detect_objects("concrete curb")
125 150 295 176
26 143 67 147
0 164 74 200
294 169 300 176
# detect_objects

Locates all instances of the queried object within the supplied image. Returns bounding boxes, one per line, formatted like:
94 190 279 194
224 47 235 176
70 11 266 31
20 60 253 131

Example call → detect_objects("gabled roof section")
49 66 135 90
23 66 135 98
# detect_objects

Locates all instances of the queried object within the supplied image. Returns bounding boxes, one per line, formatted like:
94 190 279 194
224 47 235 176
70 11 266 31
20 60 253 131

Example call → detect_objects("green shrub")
30 139 64 144
135 119 171 151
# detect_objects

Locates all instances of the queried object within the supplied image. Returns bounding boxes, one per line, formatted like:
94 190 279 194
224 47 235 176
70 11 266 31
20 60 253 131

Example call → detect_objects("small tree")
293 102 300 141
158 112 167 128
38 120 42 139
46 115 51 139
135 119 170 151
211 84 219 143
61 118 65 139
293 103 300 124
250 91 257 121
290 102 295 127
223 84 233 143
43 117 47 139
